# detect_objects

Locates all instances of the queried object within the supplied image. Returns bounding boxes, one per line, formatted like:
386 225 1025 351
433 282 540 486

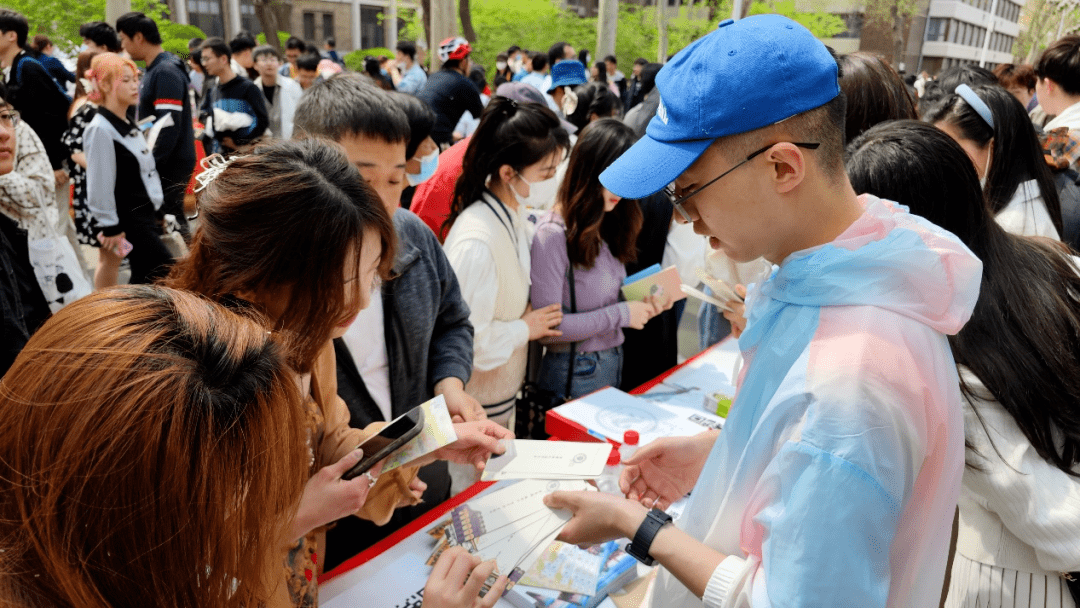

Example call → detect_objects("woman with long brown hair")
529 118 659 399
0 285 310 607
166 138 511 607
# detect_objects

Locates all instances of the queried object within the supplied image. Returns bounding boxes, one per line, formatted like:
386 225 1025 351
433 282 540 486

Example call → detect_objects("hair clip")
193 153 246 194
955 84 995 130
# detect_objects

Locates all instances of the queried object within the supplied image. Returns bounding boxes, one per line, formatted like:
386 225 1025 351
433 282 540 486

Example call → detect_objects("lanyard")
481 189 520 254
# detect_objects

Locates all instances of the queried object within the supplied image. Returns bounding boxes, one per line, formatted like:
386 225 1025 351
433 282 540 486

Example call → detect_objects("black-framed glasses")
0 110 20 130
663 141 820 222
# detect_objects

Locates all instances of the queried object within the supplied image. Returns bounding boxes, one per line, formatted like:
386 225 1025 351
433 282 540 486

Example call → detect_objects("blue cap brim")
599 135 713 200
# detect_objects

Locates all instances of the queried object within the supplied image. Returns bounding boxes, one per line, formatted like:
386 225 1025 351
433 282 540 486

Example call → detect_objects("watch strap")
626 508 673 566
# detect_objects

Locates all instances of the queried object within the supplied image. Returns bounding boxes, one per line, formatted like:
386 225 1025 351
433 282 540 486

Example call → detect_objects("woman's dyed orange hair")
0 286 308 607
85 52 137 103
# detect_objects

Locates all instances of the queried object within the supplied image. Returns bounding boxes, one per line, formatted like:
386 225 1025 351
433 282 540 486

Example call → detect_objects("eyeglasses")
663 141 820 223
0 110 20 130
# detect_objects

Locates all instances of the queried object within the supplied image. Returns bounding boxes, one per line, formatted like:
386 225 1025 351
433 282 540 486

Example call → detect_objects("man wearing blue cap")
547 59 587 118
544 14 983 608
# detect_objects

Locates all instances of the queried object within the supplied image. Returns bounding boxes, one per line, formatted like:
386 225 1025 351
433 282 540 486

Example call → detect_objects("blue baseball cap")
548 60 588 92
600 14 840 199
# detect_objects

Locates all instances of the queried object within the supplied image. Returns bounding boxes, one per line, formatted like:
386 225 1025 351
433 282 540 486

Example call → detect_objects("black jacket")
324 209 474 570
6 52 70 170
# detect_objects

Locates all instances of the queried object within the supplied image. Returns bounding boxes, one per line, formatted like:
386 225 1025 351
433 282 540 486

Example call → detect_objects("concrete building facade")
797 0 1024 75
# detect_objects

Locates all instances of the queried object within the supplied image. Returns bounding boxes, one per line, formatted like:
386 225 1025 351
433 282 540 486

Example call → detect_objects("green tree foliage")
256 31 293 48
344 47 396 71
747 1 845 38
6 0 204 57
464 0 719 78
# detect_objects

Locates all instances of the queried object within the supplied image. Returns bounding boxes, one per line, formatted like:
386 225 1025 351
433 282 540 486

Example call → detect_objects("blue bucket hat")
548 60 588 93
600 15 840 199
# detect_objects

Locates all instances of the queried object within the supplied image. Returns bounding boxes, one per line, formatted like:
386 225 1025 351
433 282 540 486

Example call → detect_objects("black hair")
296 52 320 72
294 73 410 145
846 120 1080 477
531 53 548 72
1036 35 1080 95
468 65 487 92
388 91 436 160
603 55 617 65
639 63 662 97
188 37 204 52
633 57 647 66
0 10 28 49
252 45 281 62
443 97 570 236
548 41 570 69
285 36 307 52
396 40 417 60
325 37 336 48
578 49 590 66
838 52 917 143
116 12 162 45
593 61 608 84
200 37 232 60
229 32 257 53
79 21 122 52
507 45 521 55
559 118 642 267
919 64 997 114
566 81 620 131
924 83 1063 234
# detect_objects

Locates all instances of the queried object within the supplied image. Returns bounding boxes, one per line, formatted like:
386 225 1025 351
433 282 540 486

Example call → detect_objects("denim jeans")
537 345 623 401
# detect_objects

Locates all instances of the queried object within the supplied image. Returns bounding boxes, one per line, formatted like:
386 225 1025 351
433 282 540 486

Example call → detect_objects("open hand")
620 431 718 510
416 421 514 470
544 490 648 548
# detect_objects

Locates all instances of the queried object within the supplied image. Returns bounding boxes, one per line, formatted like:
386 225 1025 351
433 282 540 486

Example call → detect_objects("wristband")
625 508 673 566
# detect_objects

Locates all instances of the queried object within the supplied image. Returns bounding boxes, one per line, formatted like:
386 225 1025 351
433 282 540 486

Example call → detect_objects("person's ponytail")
442 97 569 238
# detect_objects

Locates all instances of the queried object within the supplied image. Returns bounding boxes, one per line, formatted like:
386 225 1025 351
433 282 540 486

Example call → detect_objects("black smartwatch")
625 508 673 566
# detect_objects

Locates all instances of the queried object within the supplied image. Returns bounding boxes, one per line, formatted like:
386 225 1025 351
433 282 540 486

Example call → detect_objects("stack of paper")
481 440 612 482
430 479 596 593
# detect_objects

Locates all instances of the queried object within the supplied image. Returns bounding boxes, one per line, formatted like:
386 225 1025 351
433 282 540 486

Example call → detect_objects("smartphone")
341 406 425 480
117 238 133 258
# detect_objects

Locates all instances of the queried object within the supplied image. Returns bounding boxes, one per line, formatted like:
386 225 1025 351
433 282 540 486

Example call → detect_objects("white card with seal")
481 439 611 481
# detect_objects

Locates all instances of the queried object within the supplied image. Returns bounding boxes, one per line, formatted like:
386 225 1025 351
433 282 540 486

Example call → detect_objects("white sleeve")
962 373 1080 572
445 238 530 372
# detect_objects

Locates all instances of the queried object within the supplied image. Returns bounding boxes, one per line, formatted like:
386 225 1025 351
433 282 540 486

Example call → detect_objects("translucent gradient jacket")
649 196 983 608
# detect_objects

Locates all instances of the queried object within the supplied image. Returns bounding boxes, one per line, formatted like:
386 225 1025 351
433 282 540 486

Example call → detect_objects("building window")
303 12 316 41
360 5 385 50
240 0 258 34
322 13 334 43
926 17 947 42
188 0 224 38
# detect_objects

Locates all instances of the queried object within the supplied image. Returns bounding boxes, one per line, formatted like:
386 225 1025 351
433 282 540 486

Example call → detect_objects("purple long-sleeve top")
530 211 631 353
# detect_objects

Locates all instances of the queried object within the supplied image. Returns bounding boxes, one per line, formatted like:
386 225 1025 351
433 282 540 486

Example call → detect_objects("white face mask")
496 61 507 71
406 149 439 186
513 173 559 208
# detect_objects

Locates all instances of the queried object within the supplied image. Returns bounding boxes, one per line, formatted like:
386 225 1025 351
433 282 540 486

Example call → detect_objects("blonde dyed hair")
0 286 309 607
86 52 138 103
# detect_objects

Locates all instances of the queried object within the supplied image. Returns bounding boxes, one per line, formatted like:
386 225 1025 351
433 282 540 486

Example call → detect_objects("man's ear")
766 143 806 194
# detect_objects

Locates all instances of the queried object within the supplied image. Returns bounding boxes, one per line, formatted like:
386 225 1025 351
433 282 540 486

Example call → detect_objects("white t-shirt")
341 291 392 421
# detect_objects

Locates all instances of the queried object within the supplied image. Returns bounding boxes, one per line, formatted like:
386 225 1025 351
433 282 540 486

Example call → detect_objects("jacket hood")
757 195 982 336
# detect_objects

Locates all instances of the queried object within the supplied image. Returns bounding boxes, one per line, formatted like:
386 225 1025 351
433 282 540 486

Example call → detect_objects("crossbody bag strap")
564 262 577 399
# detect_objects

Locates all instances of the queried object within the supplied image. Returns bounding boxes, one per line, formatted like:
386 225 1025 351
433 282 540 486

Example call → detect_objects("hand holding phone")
289 448 386 540
341 407 426 480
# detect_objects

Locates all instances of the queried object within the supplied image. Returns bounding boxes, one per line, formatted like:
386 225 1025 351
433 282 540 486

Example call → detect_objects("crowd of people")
0 6 1078 608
